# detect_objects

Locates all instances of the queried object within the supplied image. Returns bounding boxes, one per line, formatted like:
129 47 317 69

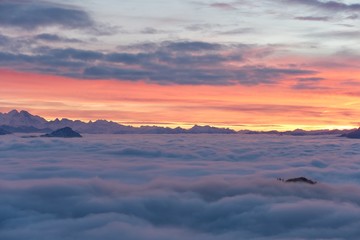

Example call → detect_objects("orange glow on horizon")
1 69 360 131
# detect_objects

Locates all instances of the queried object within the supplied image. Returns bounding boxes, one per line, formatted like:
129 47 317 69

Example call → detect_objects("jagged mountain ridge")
0 110 48 128
0 110 356 135
0 110 236 134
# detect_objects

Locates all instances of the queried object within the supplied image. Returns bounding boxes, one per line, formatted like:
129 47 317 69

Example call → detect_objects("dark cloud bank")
0 39 317 85
1 134 360 239
0 0 94 30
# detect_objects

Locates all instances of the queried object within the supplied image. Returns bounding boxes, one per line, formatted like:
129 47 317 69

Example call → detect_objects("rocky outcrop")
277 177 317 185
0 128 11 135
41 127 82 138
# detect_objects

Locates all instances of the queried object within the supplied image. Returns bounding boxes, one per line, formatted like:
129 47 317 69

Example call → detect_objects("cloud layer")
1 134 360 239
0 39 318 85
0 0 358 87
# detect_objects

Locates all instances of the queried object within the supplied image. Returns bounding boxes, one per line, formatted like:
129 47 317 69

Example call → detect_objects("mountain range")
0 109 356 135
0 110 236 134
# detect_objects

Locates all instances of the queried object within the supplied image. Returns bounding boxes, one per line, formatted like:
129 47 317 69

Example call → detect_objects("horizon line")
1 109 358 132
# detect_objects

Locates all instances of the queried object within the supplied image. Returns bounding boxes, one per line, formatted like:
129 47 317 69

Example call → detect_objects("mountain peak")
8 110 33 117
19 110 31 115
8 109 19 115
1 109 48 128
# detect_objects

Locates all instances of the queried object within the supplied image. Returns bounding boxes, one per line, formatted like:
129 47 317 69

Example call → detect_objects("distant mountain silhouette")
0 110 237 134
41 127 82 138
340 128 360 139
0 110 48 128
239 128 353 136
0 109 357 135
188 125 235 134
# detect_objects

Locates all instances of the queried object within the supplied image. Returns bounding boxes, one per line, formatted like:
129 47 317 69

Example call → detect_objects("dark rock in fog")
340 128 360 139
41 127 82 138
21 135 39 138
277 177 317 185
0 127 11 135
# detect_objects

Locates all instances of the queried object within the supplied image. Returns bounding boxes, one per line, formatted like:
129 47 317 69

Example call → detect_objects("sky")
1 0 360 130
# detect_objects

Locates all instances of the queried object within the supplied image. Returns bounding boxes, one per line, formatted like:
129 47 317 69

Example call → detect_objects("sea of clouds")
1 134 360 239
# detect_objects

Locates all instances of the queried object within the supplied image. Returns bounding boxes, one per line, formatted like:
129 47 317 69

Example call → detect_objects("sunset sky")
1 0 360 130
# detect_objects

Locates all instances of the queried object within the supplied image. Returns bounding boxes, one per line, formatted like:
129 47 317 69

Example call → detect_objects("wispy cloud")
218 27 254 35
210 2 237 10
294 16 330 21
296 77 325 82
0 0 94 30
34 34 83 43
309 30 360 39
282 0 360 12
140 27 165 34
